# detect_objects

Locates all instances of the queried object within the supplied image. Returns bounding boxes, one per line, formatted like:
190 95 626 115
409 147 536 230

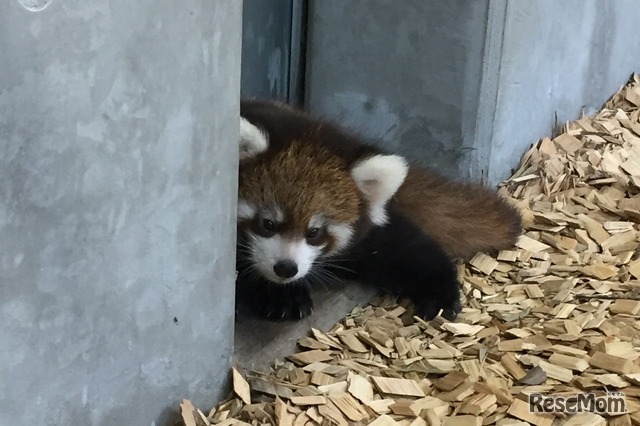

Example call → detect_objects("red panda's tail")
394 167 523 260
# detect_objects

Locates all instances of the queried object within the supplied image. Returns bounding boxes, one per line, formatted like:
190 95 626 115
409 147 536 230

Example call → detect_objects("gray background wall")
0 1 241 425
484 0 640 184
305 0 640 186
305 0 489 179
241 0 306 104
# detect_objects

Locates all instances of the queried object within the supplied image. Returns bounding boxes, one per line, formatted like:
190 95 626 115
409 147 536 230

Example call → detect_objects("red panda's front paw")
259 298 314 321
417 296 462 322
257 284 314 321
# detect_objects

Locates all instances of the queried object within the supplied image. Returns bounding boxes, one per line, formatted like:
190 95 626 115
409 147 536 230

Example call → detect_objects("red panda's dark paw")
443 298 463 321
259 298 314 321
417 297 462 322
257 285 314 321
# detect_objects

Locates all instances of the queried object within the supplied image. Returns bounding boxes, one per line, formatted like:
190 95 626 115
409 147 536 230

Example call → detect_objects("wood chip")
442 415 482 426
347 373 374 403
290 395 326 406
548 353 589 372
371 376 426 397
501 353 526 380
589 352 636 374
339 332 369 353
506 398 554 426
367 414 399 426
470 252 500 274
288 350 333 365
232 368 251 405
610 299 640 315
328 393 368 422
435 371 469 392
537 359 574 382
441 322 485 336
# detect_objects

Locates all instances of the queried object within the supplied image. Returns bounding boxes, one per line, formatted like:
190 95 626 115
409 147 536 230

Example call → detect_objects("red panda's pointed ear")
350 154 409 225
239 117 269 161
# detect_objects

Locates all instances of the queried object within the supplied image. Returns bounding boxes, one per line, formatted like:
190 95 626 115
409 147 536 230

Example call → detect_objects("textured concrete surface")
484 0 640 184
241 0 293 101
0 1 241 425
305 0 489 179
305 0 640 185
241 0 306 104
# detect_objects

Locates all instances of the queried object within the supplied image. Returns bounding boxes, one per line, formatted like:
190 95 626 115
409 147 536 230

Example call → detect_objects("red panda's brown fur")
239 140 363 253
394 167 522 260
240 99 522 260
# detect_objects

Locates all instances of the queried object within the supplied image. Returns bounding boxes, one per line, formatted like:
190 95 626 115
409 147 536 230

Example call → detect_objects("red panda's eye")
255 218 276 238
306 227 325 245
262 219 275 231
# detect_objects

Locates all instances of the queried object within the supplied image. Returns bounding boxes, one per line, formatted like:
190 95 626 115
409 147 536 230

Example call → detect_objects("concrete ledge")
234 281 377 372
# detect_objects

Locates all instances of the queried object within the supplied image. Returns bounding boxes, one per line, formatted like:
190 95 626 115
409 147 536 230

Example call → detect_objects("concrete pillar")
305 0 640 186
0 1 241 425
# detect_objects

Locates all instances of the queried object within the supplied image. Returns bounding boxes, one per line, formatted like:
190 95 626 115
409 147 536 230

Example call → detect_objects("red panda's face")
238 141 362 284
238 114 409 285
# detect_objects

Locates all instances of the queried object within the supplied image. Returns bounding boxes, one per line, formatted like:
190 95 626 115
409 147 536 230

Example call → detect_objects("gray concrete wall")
0 1 241 425
241 0 294 101
305 0 640 186
484 0 640 184
240 0 306 104
305 0 490 179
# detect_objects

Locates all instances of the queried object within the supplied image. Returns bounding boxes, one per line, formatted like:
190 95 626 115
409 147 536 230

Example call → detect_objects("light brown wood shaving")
179 74 640 425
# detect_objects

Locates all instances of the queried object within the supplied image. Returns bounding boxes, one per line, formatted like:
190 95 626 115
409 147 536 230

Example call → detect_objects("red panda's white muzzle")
249 234 323 284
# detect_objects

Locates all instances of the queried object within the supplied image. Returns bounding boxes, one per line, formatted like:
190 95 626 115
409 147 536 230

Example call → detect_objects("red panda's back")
394 166 523 260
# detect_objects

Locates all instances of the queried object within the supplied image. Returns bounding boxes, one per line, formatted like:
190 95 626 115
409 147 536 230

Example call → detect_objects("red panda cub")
236 99 522 321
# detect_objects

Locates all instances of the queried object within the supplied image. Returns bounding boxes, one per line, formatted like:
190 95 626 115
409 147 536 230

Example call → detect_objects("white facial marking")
327 223 354 253
350 154 408 225
239 117 268 160
237 198 256 220
309 214 326 229
245 204 285 224
250 235 323 284
272 205 285 223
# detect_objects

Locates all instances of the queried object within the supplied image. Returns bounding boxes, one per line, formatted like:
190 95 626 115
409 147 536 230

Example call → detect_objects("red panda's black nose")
273 260 298 279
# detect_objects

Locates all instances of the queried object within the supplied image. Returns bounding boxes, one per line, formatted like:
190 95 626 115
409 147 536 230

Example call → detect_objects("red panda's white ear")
240 117 269 161
350 154 409 225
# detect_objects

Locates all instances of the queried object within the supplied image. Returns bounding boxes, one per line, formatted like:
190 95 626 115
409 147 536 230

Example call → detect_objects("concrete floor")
234 281 377 372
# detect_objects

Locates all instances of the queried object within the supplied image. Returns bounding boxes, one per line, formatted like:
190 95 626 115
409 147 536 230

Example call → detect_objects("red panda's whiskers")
236 241 254 254
308 262 343 288
321 262 355 275
305 269 333 292
237 264 261 282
